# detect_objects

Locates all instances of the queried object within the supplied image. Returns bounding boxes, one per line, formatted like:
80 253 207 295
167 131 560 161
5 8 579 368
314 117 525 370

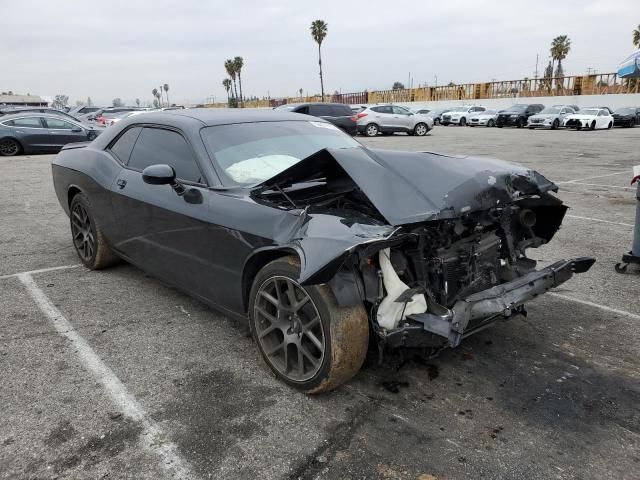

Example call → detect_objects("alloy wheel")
414 123 427 136
365 124 378 137
254 276 325 382
71 203 95 262
0 139 19 156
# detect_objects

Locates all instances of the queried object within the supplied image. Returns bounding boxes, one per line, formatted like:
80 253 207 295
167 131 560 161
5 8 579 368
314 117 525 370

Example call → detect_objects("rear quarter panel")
52 146 122 242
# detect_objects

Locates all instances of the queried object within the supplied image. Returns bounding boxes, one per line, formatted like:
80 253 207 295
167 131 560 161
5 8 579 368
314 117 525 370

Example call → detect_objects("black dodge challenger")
52 109 594 393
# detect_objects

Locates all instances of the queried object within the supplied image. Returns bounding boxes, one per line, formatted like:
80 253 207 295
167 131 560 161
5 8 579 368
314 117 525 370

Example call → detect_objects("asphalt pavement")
1 125 639 480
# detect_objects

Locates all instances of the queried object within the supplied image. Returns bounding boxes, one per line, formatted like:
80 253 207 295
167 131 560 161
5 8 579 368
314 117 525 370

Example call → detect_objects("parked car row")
276 102 434 137
413 103 639 131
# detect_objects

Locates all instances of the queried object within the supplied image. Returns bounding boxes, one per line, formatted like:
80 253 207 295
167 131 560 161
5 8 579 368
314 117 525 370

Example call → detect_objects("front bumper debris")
404 257 595 348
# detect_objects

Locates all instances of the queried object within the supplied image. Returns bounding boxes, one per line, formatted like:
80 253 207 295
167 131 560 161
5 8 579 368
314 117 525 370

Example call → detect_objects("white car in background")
467 110 499 127
563 108 614 130
440 105 486 126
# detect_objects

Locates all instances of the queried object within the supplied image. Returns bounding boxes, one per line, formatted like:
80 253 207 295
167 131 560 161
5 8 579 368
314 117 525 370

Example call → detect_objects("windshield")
579 109 599 116
201 120 360 186
508 105 527 111
540 107 561 114
614 108 634 114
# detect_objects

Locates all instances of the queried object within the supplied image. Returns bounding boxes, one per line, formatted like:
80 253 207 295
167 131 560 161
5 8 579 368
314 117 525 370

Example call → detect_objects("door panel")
110 169 219 303
45 118 87 147
10 117 51 151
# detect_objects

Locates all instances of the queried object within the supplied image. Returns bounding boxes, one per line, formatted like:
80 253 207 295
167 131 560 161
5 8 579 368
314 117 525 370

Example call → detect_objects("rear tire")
249 257 369 394
69 193 120 270
0 138 21 157
364 123 379 137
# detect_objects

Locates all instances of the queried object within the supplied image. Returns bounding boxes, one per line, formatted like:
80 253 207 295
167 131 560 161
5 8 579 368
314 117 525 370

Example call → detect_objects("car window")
308 104 333 116
598 110 607 116
12 117 45 128
45 118 77 129
108 127 142 164
128 127 204 184
331 105 351 116
294 106 309 114
371 106 392 114
392 106 410 115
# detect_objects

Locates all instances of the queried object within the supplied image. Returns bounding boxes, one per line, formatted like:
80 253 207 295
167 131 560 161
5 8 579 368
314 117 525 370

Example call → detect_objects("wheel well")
67 186 82 207
242 248 299 312
0 136 23 151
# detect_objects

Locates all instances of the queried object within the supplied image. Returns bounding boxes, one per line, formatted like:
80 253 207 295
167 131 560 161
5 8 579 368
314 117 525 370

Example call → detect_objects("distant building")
0 93 48 106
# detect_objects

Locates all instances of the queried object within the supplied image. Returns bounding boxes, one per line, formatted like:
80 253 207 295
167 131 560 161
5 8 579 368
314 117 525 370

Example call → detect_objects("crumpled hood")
252 147 557 226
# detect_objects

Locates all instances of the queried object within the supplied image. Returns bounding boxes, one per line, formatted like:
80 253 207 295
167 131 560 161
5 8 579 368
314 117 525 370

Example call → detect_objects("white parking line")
558 171 629 184
0 264 81 280
564 182 633 190
17 273 196 480
549 292 640 322
565 214 634 227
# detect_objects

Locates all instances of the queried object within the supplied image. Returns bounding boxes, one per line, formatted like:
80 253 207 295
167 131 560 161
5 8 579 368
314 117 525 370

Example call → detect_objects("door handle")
116 179 127 189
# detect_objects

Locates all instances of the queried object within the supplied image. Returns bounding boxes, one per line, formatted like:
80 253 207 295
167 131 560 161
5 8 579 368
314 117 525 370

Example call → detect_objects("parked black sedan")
612 107 640 127
0 113 101 156
51 109 593 393
276 102 357 135
496 104 545 128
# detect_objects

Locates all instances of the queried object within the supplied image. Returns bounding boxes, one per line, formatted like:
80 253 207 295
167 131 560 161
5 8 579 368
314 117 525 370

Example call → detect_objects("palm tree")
135 98 140 107
163 84 170 107
225 59 239 105
222 78 232 105
310 20 328 101
550 35 571 79
633 24 640 48
152 88 159 106
298 88 303 99
233 57 244 107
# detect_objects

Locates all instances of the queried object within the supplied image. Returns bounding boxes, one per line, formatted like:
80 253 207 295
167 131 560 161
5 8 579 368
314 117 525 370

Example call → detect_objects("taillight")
352 112 367 121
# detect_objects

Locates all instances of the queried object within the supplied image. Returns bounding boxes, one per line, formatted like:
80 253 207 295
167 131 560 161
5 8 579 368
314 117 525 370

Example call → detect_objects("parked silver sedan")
527 105 576 130
356 105 434 136
467 110 499 127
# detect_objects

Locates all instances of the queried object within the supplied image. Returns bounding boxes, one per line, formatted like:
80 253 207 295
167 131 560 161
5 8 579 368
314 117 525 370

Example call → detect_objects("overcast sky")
2 0 638 106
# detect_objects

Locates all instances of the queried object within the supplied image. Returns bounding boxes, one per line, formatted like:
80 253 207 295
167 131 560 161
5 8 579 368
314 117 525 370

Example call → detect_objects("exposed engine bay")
251 147 595 353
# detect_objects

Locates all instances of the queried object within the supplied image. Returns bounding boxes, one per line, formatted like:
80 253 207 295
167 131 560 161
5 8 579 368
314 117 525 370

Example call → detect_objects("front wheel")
608 121 613 129
249 257 369 394
487 119 495 127
551 119 559 130
69 193 119 269
516 118 525 128
364 123 379 137
414 122 428 136
590 121 596 131
459 117 466 126
0 138 21 157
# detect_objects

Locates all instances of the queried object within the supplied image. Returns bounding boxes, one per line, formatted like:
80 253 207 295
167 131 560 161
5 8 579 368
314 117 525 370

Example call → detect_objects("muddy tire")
69 193 120 269
249 256 369 394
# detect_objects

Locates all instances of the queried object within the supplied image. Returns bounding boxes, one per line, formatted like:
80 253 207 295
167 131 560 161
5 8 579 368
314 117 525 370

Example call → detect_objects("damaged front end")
251 147 595 353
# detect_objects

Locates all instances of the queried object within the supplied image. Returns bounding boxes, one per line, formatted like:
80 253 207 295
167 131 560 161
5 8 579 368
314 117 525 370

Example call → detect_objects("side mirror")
142 164 176 185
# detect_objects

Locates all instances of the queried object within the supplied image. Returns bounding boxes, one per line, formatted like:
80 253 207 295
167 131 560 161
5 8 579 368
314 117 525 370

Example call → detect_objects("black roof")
129 108 319 127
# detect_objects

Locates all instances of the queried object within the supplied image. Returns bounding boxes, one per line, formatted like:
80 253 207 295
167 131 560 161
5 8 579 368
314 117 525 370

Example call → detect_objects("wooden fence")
205 73 640 109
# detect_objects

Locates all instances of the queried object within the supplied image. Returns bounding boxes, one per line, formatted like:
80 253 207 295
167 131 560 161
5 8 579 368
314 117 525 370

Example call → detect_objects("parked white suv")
356 105 434 137
440 106 486 126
